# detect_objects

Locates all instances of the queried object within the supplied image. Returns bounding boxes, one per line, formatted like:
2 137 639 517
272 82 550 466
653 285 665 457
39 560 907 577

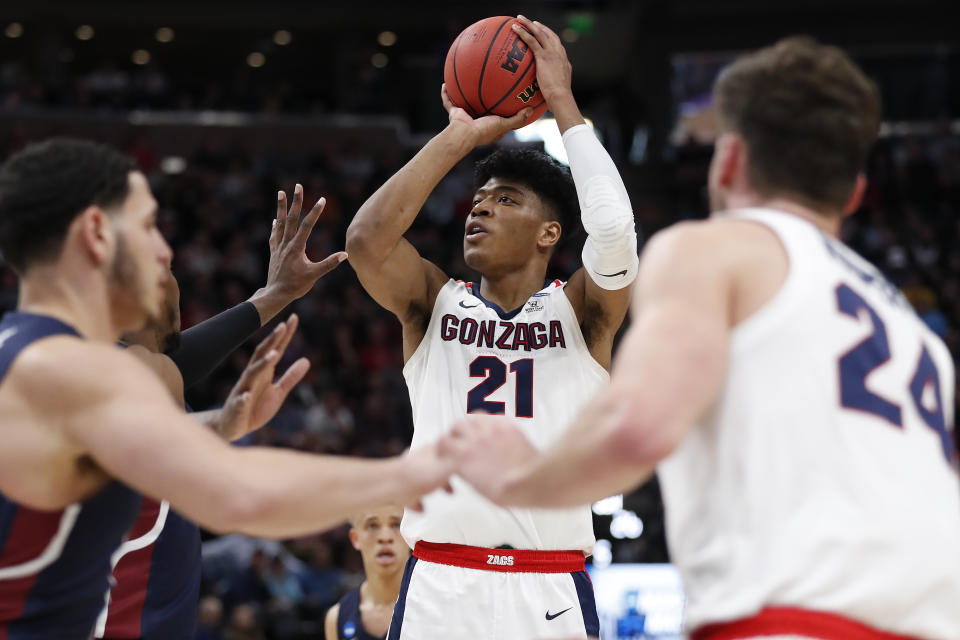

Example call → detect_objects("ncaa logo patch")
343 621 357 638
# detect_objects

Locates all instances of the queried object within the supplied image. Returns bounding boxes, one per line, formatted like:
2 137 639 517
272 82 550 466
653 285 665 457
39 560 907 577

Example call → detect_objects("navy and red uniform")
0 312 142 640
335 586 384 640
97 300 262 640
96 500 200 640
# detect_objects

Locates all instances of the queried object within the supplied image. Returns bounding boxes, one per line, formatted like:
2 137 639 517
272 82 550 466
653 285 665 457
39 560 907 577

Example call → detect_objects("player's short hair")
714 36 881 211
474 147 580 238
0 138 136 274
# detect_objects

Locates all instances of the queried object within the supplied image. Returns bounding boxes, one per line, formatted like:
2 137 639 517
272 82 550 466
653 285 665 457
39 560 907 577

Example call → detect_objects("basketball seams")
450 33 480 118
476 16 515 113
480 55 538 117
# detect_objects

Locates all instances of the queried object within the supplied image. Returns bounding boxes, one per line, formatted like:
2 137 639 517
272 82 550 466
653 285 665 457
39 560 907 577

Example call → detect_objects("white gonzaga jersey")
658 209 960 638
402 279 608 552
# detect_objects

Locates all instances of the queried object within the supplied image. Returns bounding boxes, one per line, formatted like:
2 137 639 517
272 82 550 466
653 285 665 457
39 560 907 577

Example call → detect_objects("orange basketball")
443 16 549 122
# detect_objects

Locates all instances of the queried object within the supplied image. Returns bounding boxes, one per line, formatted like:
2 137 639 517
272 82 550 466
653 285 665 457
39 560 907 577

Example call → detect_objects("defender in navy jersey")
97 185 347 640
324 506 408 640
0 139 453 639
347 17 636 639
446 38 960 640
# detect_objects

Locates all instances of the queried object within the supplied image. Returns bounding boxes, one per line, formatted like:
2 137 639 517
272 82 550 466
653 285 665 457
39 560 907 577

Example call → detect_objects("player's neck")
724 193 842 237
362 568 403 605
478 264 549 312
120 326 161 352
17 265 121 342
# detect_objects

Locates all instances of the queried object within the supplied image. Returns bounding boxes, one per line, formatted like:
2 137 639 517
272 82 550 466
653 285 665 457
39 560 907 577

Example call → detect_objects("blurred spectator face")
250 548 268 573
197 595 223 627
230 604 257 631
349 505 409 575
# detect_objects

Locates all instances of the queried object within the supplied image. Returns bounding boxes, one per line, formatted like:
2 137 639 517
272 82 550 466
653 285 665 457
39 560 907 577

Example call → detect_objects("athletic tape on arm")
563 124 639 291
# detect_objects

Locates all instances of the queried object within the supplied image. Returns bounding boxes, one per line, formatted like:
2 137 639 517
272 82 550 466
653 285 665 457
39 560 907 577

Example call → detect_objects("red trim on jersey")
0 575 37 624
0 506 66 624
0 507 64 569
691 607 923 640
413 541 585 573
552 279 563 287
102 498 164 638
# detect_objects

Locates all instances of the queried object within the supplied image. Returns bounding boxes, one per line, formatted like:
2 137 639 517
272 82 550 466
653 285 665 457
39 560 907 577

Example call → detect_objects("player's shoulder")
643 217 783 272
12 337 167 406
323 602 341 640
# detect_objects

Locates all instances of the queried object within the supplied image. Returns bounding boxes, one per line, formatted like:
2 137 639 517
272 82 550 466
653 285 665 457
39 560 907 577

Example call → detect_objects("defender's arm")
39 345 450 538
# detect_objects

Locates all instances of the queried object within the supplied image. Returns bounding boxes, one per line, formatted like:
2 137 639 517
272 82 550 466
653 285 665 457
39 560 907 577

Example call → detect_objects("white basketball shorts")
387 541 599 640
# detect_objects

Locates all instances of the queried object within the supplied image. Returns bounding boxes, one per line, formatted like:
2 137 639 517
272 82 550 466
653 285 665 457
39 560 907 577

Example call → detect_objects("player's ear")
841 173 867 217
712 132 744 191
537 220 561 251
348 527 361 550
74 205 114 267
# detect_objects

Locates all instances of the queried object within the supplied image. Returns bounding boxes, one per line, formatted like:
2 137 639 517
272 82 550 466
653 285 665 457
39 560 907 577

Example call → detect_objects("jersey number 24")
836 283 953 462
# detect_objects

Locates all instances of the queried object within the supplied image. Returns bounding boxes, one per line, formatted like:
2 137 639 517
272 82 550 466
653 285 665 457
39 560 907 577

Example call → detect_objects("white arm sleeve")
562 124 639 290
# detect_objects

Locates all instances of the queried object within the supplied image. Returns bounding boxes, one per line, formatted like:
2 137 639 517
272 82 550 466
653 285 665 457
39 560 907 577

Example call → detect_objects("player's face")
107 172 173 331
157 265 181 354
350 506 409 574
464 178 556 275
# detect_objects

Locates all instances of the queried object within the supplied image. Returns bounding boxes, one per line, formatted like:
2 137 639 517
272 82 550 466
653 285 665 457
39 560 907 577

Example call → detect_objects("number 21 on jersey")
467 356 533 418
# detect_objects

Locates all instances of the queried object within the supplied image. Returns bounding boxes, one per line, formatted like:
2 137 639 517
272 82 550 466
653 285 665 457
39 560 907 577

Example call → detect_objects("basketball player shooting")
346 15 637 640
0 139 453 639
442 37 960 640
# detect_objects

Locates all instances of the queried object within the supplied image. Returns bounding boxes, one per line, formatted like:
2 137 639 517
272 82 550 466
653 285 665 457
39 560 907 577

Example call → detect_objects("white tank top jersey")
401 279 608 552
658 208 960 638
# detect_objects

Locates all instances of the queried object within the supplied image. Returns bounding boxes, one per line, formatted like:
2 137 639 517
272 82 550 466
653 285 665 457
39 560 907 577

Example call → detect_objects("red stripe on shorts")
413 541 585 573
692 606 923 640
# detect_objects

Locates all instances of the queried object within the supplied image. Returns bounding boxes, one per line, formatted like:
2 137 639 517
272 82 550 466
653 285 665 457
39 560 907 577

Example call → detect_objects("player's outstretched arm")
443 223 732 507
513 17 635 368
32 334 451 538
345 89 531 351
171 188 346 389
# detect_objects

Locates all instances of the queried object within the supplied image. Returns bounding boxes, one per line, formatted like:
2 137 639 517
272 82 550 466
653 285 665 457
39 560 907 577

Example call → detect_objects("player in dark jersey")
97 184 342 640
324 506 408 640
0 139 453 640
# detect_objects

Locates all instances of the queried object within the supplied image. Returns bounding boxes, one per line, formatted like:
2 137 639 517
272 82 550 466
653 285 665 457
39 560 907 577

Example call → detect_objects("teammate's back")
658 208 960 637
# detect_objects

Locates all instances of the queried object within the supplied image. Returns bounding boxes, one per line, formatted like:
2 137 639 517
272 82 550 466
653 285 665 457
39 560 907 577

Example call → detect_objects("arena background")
0 1 956 637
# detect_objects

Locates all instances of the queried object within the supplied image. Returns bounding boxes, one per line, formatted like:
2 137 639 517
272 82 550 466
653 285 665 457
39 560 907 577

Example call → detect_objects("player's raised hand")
512 16 573 106
215 314 309 441
252 184 348 323
441 84 532 146
438 415 539 505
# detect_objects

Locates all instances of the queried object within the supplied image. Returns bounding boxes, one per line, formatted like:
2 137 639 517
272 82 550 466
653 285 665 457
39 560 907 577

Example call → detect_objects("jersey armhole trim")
402 279 458 378
727 212 808 353
557 285 611 380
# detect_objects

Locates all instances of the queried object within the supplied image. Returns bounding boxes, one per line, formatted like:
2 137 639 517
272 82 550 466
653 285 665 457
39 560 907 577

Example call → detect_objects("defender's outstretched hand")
441 84 533 146
215 314 309 441
438 414 539 506
251 184 348 323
